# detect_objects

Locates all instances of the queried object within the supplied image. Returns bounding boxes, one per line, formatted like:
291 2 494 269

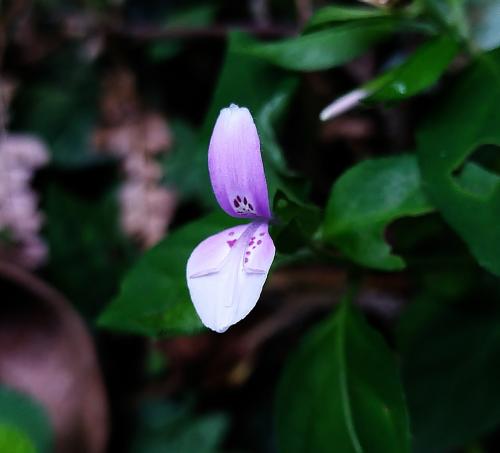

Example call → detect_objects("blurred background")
1 0 500 452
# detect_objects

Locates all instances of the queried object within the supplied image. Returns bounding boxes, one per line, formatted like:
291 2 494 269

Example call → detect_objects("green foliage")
417 49 500 275
100 32 307 336
161 119 206 202
399 296 500 452
237 20 397 71
99 212 240 336
322 155 434 270
306 4 392 29
276 297 410 453
272 190 321 255
131 401 228 453
0 425 35 453
201 32 300 204
148 3 217 62
13 50 101 168
13 2 500 451
0 386 52 453
44 185 137 317
366 36 459 101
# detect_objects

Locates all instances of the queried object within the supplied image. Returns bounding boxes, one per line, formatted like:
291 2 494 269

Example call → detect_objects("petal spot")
232 194 257 215
227 239 237 248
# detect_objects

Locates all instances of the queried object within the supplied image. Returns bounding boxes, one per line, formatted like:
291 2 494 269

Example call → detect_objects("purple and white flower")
186 104 275 333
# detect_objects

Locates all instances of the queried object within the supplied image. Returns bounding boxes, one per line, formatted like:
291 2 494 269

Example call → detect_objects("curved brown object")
0 260 108 453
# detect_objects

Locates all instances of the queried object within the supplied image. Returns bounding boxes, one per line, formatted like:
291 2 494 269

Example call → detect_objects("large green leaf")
0 386 52 453
322 155 434 270
276 299 410 453
399 296 500 452
236 20 397 71
98 211 240 336
416 49 500 275
366 36 459 101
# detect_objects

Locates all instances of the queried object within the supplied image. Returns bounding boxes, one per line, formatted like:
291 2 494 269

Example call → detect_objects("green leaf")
162 119 207 201
399 298 500 452
0 425 35 453
98 211 240 336
44 185 137 317
236 20 397 71
256 80 297 175
366 36 459 101
322 155 434 270
165 3 216 27
201 33 294 139
306 4 392 29
276 299 410 453
148 4 217 62
0 386 52 453
455 161 500 196
416 49 500 275
271 190 321 254
132 401 228 453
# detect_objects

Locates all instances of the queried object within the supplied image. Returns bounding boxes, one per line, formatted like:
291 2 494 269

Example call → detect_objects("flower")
0 134 49 268
186 104 276 333
319 88 370 121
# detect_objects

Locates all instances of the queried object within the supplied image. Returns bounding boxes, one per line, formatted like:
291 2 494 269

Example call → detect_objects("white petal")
186 222 275 332
319 88 370 121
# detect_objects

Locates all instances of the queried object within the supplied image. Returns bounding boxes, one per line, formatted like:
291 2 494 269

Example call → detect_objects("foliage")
98 211 239 336
131 401 227 453
276 296 410 453
4 0 500 451
43 184 138 317
12 50 102 168
417 48 500 276
0 387 52 453
237 20 398 71
322 155 433 270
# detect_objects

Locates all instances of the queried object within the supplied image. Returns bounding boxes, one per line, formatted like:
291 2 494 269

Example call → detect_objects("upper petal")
208 104 271 220
186 222 275 333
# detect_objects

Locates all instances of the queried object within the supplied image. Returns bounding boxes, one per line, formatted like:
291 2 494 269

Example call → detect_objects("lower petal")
186 222 275 333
